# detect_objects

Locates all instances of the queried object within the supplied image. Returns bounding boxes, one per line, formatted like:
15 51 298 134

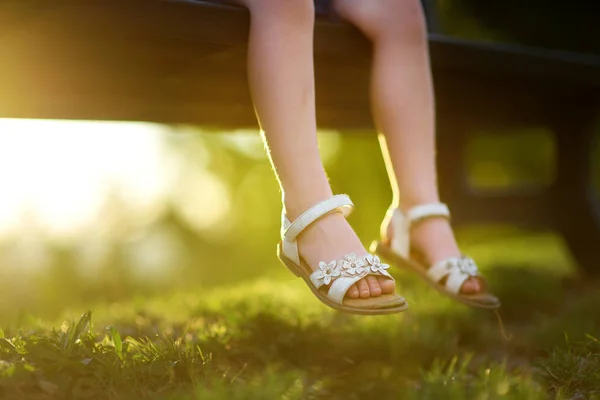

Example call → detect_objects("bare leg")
239 0 394 297
334 0 481 293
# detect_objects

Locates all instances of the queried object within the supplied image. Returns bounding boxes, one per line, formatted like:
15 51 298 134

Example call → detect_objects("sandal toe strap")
327 276 364 304
309 253 394 304
427 257 479 295
446 269 470 294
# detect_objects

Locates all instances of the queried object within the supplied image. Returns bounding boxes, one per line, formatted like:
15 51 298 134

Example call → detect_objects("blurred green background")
0 119 570 324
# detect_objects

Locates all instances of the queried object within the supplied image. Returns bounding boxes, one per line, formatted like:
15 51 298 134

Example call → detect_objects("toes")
460 277 482 294
357 279 370 299
377 276 396 294
366 276 382 297
347 284 360 299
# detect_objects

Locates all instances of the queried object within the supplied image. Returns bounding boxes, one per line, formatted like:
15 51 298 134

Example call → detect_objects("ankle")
398 194 441 213
296 213 368 265
410 218 461 263
282 187 333 220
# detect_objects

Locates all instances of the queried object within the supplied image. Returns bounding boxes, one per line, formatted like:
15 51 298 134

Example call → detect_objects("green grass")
0 233 599 399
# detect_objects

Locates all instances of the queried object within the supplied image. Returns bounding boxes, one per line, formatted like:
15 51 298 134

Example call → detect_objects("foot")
384 211 484 295
297 212 395 299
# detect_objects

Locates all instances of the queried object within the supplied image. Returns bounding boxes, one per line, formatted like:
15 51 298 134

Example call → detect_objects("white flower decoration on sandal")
457 257 478 276
443 257 479 277
341 253 366 277
365 254 390 274
314 253 392 286
315 260 341 285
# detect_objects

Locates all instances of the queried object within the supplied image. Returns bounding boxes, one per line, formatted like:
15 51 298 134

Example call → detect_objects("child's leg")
334 0 481 294
238 0 394 298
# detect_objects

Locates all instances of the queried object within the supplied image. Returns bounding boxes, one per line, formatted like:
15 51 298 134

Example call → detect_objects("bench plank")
1 0 599 128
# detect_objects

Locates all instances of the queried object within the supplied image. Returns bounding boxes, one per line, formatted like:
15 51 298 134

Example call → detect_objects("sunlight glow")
0 119 180 241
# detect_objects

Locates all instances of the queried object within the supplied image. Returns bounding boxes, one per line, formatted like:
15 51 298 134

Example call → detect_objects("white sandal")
277 194 408 315
371 203 500 309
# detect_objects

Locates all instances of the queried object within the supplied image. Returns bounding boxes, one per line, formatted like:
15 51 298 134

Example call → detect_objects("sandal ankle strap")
406 203 450 226
280 194 354 266
388 202 450 259
283 194 354 241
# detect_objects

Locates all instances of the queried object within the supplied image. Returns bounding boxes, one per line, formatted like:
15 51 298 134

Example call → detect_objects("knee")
334 0 427 41
244 0 314 26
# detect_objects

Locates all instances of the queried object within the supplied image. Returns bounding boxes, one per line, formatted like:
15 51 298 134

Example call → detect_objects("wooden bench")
1 0 600 273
